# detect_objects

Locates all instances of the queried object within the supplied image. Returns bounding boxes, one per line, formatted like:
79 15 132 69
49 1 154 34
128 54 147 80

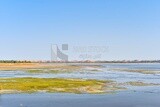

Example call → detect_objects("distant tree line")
97 60 160 63
68 60 160 63
0 60 160 63
0 60 31 63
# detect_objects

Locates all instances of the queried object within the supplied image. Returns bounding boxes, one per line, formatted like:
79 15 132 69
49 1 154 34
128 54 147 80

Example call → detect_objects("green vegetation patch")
26 69 44 73
26 69 71 73
109 68 160 74
126 81 160 86
0 78 108 94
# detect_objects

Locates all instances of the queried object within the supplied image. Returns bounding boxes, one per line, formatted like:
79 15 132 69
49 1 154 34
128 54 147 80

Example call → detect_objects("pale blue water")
0 63 160 107
1 90 160 107
0 63 160 84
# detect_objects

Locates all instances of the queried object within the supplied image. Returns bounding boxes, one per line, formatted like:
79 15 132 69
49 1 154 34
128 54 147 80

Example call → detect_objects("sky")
0 0 160 61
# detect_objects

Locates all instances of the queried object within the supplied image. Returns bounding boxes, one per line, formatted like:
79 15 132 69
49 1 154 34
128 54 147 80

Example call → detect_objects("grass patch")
109 68 159 74
27 69 44 73
126 81 160 86
26 69 72 73
0 78 108 94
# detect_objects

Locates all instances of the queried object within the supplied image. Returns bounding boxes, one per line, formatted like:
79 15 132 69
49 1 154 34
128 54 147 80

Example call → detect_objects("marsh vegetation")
0 78 108 94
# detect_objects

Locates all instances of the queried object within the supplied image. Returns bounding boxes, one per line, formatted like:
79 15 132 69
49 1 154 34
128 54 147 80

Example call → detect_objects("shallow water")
0 63 160 107
1 89 160 107
0 63 160 84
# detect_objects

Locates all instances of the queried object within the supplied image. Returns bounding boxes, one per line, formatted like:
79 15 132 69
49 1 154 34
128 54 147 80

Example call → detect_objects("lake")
0 63 160 107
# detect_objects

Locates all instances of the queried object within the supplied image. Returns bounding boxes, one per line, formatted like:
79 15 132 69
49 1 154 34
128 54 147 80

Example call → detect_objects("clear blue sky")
0 0 160 61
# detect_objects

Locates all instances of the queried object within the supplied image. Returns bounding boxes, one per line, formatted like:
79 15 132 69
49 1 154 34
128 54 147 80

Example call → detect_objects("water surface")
0 63 160 107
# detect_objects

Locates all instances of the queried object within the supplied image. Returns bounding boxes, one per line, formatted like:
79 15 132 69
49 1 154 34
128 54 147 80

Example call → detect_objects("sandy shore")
0 63 81 71
0 63 103 71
